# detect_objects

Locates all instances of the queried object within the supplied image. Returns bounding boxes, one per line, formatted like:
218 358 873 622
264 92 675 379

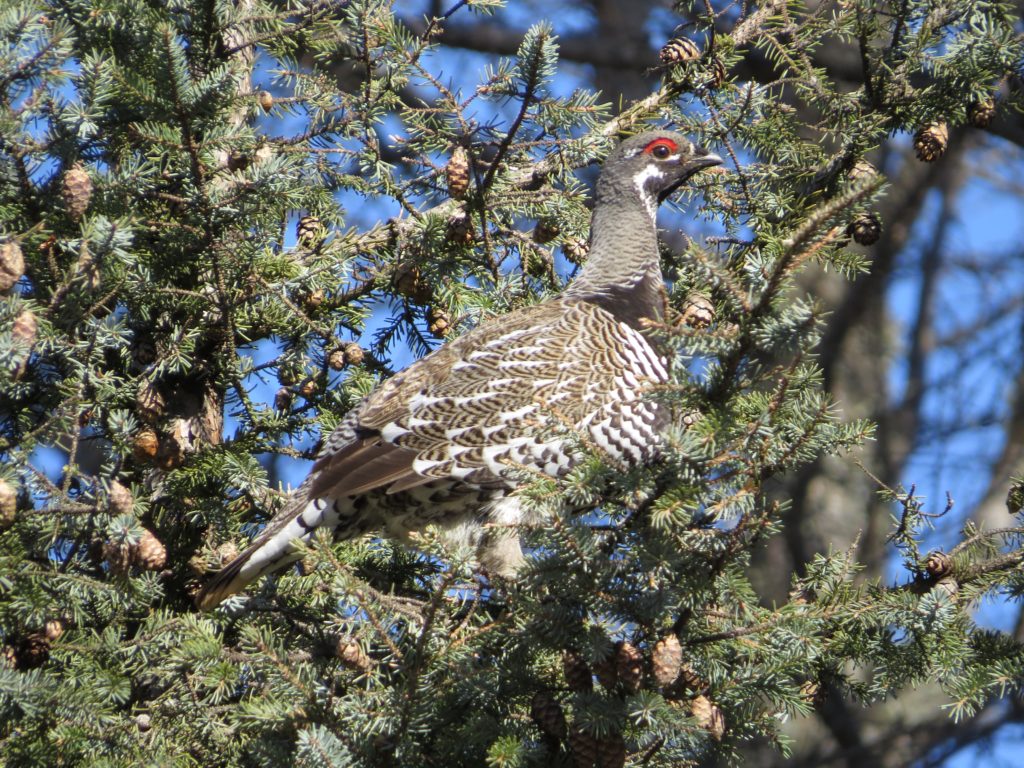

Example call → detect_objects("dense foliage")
1 0 1023 765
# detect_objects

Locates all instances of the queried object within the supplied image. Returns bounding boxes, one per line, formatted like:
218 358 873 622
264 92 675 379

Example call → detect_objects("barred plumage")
197 131 722 609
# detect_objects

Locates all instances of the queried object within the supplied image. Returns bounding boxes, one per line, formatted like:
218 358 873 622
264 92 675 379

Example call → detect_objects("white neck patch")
633 164 665 221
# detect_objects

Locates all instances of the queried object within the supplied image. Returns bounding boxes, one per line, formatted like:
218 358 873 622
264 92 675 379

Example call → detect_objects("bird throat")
565 180 665 329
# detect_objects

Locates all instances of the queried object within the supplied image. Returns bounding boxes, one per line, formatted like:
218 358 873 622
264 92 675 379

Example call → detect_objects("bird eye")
651 144 671 159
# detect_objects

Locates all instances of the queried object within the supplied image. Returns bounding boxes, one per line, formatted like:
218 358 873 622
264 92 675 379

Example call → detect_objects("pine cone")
135 713 152 732
340 342 365 367
594 652 617 690
215 541 239 565
1007 480 1024 515
62 162 93 220
135 380 166 423
297 215 324 248
691 695 725 740
108 480 134 516
913 122 948 162
155 431 184 470
226 150 250 172
533 218 560 244
652 634 683 687
303 288 325 309
847 213 881 246
427 306 451 338
44 619 64 642
17 633 50 669
336 638 372 672
681 292 714 328
681 409 703 428
299 378 318 399
446 146 470 199
562 237 588 266
530 691 567 741
132 428 160 463
394 263 433 303
0 479 16 529
596 732 626 768
104 541 135 576
2 646 17 669
446 214 475 245
258 90 274 112
0 241 25 291
848 159 878 184
925 550 952 578
615 641 643 693
274 387 293 411
12 309 37 347
523 248 552 279
563 650 593 692
708 57 727 88
569 725 600 768
968 98 996 128
659 37 701 65
135 529 167 570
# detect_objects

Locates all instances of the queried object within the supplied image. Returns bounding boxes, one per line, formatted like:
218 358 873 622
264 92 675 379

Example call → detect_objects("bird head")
603 131 723 209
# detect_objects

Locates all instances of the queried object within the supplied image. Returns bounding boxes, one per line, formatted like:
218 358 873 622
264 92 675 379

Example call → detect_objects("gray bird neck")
564 174 665 328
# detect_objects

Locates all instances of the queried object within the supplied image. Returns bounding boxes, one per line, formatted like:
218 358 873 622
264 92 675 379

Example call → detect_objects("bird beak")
689 148 724 171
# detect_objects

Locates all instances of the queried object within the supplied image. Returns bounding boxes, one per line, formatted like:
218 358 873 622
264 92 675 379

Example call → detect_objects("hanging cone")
0 241 24 291
446 146 470 199
659 37 701 65
62 162 93 220
913 122 948 162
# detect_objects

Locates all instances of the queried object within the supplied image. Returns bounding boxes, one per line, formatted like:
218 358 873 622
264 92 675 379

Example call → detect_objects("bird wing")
196 299 666 609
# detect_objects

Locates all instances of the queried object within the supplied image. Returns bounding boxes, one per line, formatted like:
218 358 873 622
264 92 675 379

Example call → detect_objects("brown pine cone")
11 309 37 347
44 619 65 642
913 122 949 162
135 380 166 423
446 214 475 245
108 480 134 516
652 634 683 687
274 387 293 411
326 344 364 370
104 541 135 576
596 732 626 768
258 90 274 112
446 146 470 199
691 695 726 740
848 159 878 184
569 725 600 768
968 98 996 128
681 292 715 329
533 218 560 244
17 633 51 669
0 479 16 529
708 57 727 88
62 162 93 220
847 213 881 246
594 652 617 690
427 306 451 339
336 638 372 672
659 37 701 65
297 215 325 248
0 241 24 291
132 428 160 463
530 691 567 741
562 237 588 266
563 650 593 692
925 550 952 578
615 641 643 693
393 263 433 303
135 529 167 570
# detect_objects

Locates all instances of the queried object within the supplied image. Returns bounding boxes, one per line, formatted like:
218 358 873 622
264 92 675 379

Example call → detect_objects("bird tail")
196 481 327 610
